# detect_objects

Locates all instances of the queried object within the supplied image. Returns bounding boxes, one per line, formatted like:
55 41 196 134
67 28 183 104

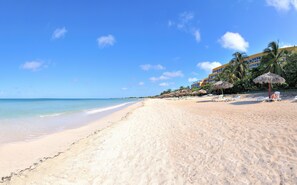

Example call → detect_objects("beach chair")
256 96 269 102
217 95 231 102
224 98 233 102
256 96 264 101
272 91 282 101
212 95 224 102
230 95 241 101
293 96 297 102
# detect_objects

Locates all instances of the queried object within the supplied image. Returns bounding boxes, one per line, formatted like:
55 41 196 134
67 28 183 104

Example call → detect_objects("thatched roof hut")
213 81 234 90
212 81 233 95
192 91 199 96
253 72 285 84
198 89 207 94
253 72 285 98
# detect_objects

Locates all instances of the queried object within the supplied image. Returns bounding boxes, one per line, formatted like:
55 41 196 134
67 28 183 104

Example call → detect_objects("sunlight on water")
0 99 139 144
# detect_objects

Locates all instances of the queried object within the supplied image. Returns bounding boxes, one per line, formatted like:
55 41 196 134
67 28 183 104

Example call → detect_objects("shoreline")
0 100 138 145
0 100 144 180
2 97 297 184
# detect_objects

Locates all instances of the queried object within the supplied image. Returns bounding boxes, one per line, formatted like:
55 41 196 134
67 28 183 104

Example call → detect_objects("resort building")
191 78 208 89
195 46 297 87
209 53 265 82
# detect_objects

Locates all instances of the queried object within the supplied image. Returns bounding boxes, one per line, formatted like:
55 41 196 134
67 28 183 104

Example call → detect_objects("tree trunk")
268 83 271 99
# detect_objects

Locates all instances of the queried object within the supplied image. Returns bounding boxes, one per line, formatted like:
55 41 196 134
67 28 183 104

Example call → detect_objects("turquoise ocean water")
0 98 139 144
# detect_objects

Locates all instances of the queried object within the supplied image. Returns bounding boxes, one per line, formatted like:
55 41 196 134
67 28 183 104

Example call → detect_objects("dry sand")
1 97 297 184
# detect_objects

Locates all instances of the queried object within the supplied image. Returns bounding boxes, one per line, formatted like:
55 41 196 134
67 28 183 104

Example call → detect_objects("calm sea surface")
0 98 139 144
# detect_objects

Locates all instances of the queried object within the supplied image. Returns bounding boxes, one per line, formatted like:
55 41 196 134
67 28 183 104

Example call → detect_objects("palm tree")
231 52 249 79
221 64 238 84
263 41 286 75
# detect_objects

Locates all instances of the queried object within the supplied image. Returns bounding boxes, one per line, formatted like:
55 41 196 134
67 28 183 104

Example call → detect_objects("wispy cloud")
162 71 184 78
188 77 198 83
194 30 201 42
121 87 128 90
177 11 195 29
21 61 47 71
140 64 165 71
150 76 168 82
168 11 201 43
266 0 297 11
139 82 144 86
52 27 67 39
150 71 184 82
219 32 249 52
197 61 222 72
159 82 169 87
97 34 116 48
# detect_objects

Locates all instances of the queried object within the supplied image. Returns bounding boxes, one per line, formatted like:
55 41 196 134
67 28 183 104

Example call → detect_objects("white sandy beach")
0 102 142 179
1 97 297 184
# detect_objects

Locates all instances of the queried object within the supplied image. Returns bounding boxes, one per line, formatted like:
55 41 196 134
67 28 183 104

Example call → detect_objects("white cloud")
159 82 169 87
149 76 168 82
162 71 184 78
281 44 293 48
193 30 201 42
197 61 222 72
179 12 194 25
168 20 174 27
169 11 201 43
140 64 165 71
121 87 128 90
188 77 198 83
52 27 67 39
97 34 116 48
150 71 184 82
219 32 249 52
266 0 293 11
292 0 297 9
21 61 46 71
280 42 294 48
266 0 297 11
139 82 144 86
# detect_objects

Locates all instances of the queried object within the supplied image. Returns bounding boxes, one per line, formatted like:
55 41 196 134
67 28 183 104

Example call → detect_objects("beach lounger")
256 96 264 101
272 91 282 101
230 95 241 101
213 95 231 102
293 96 297 102
212 95 223 102
224 98 233 102
256 96 269 102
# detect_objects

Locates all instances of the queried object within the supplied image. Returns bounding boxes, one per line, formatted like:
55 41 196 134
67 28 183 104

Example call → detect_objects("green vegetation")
160 89 172 95
284 54 297 88
200 41 297 94
158 41 296 97
262 41 287 75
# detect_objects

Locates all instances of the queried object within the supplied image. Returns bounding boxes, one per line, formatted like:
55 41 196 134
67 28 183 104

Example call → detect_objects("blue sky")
0 0 296 98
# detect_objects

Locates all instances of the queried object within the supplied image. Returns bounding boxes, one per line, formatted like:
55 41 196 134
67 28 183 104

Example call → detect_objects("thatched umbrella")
253 72 285 98
213 81 233 96
192 91 199 96
198 89 207 95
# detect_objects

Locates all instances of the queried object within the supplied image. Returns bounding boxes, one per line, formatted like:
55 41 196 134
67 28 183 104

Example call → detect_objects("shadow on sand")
230 101 262 105
196 100 214 103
